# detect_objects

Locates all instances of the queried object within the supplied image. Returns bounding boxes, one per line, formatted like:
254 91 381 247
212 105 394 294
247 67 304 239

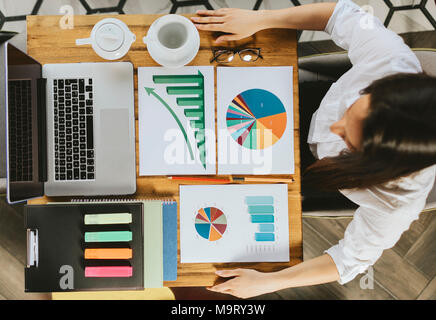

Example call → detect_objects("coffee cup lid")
95 22 125 52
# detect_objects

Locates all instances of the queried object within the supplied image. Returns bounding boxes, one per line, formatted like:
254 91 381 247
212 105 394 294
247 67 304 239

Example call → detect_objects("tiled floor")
1 0 435 52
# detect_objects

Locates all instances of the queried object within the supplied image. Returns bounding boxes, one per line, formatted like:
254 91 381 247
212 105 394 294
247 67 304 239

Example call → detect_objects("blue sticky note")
163 202 178 281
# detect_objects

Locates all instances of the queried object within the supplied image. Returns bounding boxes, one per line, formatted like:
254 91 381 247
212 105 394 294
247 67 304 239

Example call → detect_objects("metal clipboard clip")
26 229 39 268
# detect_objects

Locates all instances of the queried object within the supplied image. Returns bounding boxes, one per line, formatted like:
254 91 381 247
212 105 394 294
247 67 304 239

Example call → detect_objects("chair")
298 48 436 216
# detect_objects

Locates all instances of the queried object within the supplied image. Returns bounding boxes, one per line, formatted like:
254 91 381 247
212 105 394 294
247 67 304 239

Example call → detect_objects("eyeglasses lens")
214 51 235 63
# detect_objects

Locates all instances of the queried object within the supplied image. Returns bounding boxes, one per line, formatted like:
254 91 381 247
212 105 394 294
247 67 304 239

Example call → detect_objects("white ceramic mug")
143 14 200 68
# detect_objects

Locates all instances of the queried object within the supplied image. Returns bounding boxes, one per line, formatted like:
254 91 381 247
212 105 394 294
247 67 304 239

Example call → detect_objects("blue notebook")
163 202 178 281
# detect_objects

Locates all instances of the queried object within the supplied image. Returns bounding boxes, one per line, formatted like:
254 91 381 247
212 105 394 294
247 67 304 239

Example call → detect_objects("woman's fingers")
196 8 229 16
215 34 241 43
215 269 244 277
194 23 226 32
208 281 234 292
191 16 226 24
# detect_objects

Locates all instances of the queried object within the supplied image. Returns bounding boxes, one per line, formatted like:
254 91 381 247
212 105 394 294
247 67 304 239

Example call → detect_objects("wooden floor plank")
304 213 436 299
0 245 49 300
405 215 436 279
371 249 429 299
0 198 27 266
417 276 436 300
394 211 435 257
275 219 394 300
302 216 351 246
251 292 283 300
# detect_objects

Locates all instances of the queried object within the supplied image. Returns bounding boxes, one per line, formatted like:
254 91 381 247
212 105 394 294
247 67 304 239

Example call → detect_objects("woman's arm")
209 254 340 299
191 3 336 43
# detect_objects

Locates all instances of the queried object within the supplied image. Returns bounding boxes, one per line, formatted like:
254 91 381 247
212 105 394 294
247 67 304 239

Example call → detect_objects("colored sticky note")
84 213 132 225
84 231 132 243
85 266 132 278
84 248 132 260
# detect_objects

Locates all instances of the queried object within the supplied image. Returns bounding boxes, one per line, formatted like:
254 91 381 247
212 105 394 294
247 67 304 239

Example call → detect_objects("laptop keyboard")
53 78 95 181
8 80 33 182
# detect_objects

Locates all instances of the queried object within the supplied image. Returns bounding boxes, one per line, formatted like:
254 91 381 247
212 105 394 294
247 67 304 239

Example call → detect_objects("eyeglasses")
210 48 263 63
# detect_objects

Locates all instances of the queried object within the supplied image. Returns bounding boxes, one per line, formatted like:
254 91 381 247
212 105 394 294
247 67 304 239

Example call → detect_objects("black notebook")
24 203 144 292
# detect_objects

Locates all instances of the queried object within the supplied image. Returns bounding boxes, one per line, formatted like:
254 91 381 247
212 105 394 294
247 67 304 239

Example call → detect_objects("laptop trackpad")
99 109 132 176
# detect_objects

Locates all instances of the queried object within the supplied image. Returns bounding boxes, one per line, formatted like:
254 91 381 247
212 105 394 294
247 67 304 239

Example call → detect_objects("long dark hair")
303 72 436 191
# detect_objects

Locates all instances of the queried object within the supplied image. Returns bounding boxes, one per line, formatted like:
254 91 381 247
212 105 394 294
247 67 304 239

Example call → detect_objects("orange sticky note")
84 248 132 260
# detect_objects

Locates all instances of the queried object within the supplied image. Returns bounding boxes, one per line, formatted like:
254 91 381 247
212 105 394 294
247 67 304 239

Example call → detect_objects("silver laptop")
3 43 136 203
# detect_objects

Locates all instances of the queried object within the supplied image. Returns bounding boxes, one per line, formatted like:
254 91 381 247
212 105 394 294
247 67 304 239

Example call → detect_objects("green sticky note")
84 213 132 225
84 231 132 242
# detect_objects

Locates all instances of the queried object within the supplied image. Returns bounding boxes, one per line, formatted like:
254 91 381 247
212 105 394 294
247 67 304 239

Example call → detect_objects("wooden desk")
27 14 302 287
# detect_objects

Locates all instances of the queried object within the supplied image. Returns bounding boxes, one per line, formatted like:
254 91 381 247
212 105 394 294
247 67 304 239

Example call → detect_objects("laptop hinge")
37 78 47 182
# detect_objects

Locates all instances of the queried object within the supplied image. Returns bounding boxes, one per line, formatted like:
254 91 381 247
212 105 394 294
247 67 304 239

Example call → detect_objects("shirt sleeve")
325 0 419 69
324 165 435 284
324 203 421 284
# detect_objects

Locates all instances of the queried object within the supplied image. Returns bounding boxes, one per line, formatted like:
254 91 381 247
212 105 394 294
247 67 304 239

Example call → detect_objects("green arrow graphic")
144 87 194 161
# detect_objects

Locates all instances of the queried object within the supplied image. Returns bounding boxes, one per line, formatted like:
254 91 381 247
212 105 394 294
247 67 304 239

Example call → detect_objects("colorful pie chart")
195 207 227 241
226 88 287 149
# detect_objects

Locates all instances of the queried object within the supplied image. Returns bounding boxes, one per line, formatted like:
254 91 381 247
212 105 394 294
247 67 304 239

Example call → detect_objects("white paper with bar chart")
138 66 216 175
180 184 290 263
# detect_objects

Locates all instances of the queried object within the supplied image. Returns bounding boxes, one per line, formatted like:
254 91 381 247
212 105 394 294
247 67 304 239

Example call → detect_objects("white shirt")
308 0 436 284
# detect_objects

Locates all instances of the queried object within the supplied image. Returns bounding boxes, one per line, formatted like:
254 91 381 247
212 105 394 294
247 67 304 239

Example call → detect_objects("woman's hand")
207 268 280 299
191 8 268 44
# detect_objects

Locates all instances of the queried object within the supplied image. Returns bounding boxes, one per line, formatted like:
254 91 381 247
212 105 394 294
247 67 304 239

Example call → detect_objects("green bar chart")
152 71 207 169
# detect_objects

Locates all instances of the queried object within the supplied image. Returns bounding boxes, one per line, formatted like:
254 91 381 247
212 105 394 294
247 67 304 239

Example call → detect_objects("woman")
191 0 436 298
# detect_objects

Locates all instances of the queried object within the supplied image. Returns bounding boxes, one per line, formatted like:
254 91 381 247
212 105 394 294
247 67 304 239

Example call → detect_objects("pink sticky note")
85 266 133 278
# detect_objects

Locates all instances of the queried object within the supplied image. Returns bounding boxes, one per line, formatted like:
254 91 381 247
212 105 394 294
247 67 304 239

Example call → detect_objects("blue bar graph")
246 195 276 242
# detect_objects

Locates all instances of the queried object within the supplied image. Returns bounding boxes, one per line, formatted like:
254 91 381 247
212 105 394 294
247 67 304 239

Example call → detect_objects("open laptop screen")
6 43 44 203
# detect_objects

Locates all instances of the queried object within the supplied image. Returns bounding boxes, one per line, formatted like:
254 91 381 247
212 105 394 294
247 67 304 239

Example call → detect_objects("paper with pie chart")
217 67 294 175
180 184 290 263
